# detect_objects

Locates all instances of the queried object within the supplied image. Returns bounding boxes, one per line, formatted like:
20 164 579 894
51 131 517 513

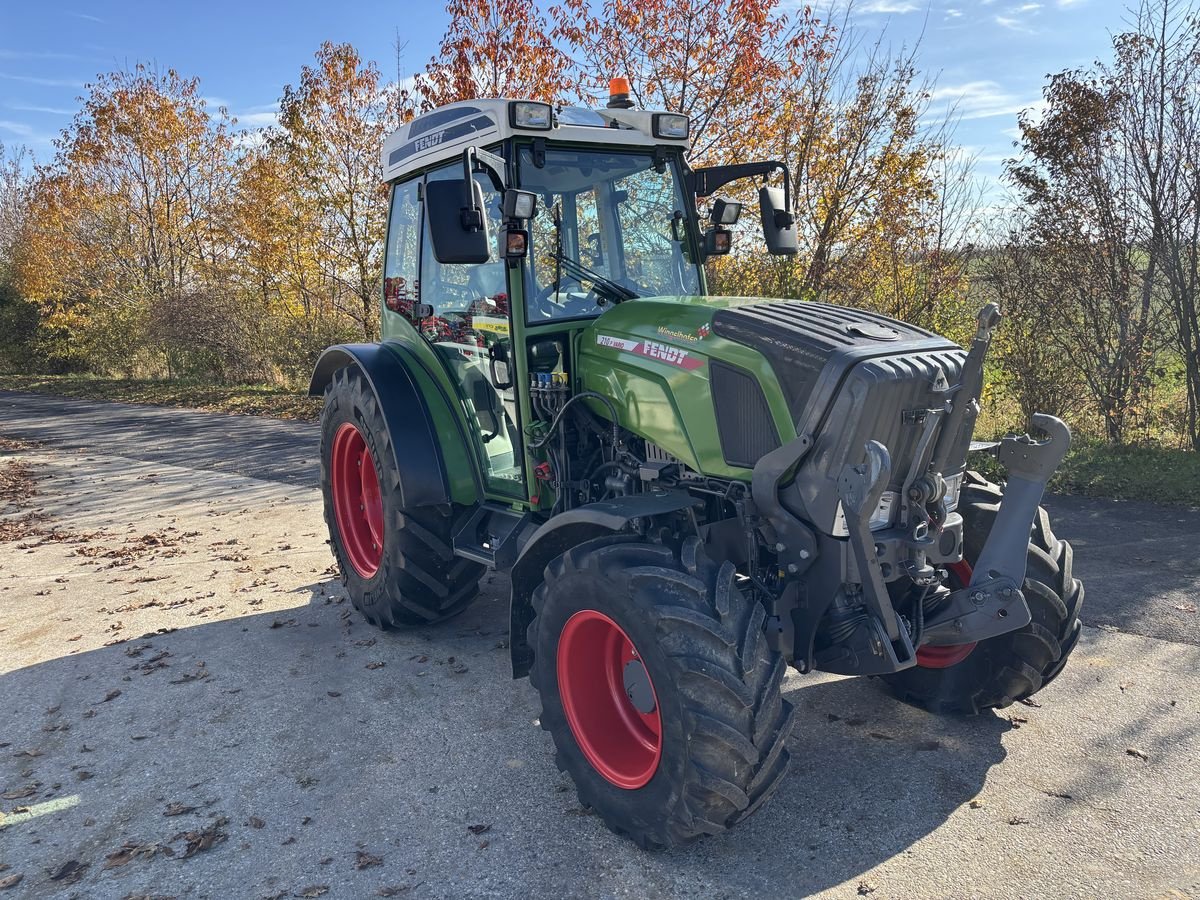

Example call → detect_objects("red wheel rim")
916 560 978 668
556 610 662 790
330 422 384 578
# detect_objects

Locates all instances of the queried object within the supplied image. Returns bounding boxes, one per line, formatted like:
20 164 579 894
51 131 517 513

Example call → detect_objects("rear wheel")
320 366 483 628
528 535 795 850
882 471 1084 712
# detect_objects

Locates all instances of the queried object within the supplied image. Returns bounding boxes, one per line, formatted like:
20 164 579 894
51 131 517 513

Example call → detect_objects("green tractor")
310 89 1084 850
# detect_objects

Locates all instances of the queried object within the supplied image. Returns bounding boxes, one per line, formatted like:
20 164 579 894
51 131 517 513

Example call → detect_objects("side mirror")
759 185 798 256
425 178 491 264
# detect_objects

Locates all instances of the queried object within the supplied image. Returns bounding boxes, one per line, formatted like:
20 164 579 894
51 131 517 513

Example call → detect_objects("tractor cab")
378 88 797 506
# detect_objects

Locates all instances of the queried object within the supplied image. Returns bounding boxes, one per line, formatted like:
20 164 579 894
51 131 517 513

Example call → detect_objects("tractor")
309 81 1084 850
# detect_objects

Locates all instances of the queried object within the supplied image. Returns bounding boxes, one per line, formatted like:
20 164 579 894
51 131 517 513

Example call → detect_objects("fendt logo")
596 334 704 371
643 339 690 366
413 130 444 152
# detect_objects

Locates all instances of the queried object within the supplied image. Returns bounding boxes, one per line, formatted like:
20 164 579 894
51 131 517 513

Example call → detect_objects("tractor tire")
882 470 1084 713
527 534 796 850
320 365 483 628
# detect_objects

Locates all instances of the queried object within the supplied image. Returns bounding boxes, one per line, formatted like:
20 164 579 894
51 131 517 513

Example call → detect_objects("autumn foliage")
2 0 1190 449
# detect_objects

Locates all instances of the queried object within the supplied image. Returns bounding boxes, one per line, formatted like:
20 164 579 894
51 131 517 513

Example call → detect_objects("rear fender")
508 491 701 679
309 342 481 510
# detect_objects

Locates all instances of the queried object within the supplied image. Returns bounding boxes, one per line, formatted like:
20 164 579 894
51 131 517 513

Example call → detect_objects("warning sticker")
596 333 704 371
471 315 510 335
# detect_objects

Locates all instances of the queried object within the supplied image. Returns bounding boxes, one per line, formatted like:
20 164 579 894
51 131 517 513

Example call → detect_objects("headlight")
831 491 897 536
943 473 963 512
509 101 552 130
652 112 689 139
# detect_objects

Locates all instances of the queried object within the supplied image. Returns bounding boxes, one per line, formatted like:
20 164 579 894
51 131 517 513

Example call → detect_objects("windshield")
518 147 701 322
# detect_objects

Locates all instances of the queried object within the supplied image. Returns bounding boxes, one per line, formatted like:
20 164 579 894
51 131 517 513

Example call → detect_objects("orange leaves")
418 0 572 107
552 0 829 160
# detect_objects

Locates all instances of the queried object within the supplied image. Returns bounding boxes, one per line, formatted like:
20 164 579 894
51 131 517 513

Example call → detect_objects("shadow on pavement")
1 578 1010 898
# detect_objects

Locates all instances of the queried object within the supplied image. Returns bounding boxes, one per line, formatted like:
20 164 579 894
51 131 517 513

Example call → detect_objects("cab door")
414 161 525 500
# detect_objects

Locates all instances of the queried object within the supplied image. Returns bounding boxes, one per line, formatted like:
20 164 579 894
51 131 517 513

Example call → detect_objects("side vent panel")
710 361 782 468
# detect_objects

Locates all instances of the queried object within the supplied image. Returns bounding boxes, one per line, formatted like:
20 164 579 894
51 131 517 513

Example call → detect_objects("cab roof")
380 98 691 182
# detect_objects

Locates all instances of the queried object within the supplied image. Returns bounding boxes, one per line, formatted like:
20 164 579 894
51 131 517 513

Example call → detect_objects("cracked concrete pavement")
1 389 1198 899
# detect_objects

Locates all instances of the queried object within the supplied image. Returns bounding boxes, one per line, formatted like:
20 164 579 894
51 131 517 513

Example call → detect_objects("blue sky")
1 0 1128 197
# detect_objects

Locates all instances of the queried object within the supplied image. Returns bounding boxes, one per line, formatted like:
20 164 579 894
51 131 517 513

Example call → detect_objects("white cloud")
0 72 86 88
6 103 75 115
858 0 920 12
233 111 279 128
1014 2 1041 10
0 49 89 61
945 7 963 16
930 80 1045 120
0 120 34 138
69 12 105 23
995 14 1033 31
1057 0 1085 6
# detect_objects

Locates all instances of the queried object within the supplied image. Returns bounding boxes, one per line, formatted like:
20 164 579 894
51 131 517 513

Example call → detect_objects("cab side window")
420 163 508 343
383 178 422 324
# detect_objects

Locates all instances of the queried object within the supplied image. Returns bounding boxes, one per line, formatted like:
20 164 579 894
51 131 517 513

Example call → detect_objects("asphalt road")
1 389 1198 899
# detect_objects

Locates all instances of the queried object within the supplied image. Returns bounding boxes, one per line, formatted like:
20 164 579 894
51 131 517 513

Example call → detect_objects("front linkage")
750 304 1073 676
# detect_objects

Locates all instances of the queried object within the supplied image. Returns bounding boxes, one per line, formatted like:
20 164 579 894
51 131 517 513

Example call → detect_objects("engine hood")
578 296 963 479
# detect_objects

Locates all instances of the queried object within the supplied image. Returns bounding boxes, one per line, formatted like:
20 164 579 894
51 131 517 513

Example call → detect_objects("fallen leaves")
355 850 383 869
174 816 229 857
295 886 329 898
365 662 385 670
169 663 210 685
1126 747 1150 761
248 816 266 829
0 873 23 890
0 459 37 505
0 436 43 452
1 785 37 800
164 802 197 816
467 823 491 836
48 859 88 884
103 840 161 869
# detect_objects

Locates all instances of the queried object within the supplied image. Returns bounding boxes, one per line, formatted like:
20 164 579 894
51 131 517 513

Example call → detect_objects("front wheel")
528 535 795 850
320 365 483 628
882 471 1084 713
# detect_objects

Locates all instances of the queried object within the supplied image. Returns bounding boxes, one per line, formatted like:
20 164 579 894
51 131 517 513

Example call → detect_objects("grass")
1 374 322 421
971 439 1200 507
4 374 1197 507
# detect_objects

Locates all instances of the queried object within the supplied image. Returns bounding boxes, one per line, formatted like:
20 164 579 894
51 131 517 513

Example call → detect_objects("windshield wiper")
551 204 638 303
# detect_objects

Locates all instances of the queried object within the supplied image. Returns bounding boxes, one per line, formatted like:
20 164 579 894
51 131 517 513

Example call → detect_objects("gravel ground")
1 391 1198 900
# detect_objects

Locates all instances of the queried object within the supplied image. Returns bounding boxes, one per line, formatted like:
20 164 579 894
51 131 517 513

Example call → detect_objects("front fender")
507 491 701 678
309 342 481 510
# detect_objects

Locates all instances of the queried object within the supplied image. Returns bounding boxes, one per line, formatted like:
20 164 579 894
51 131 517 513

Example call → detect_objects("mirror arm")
688 160 787 199
465 146 507 192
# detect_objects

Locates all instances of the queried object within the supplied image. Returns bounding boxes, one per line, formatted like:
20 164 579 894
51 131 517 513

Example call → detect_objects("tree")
1006 66 1165 444
418 0 571 107
553 0 827 161
15 66 236 375
0 142 40 371
1110 0 1200 449
274 42 402 339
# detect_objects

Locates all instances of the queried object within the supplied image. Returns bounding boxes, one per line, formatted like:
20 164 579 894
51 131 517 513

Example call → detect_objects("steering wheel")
530 278 585 319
